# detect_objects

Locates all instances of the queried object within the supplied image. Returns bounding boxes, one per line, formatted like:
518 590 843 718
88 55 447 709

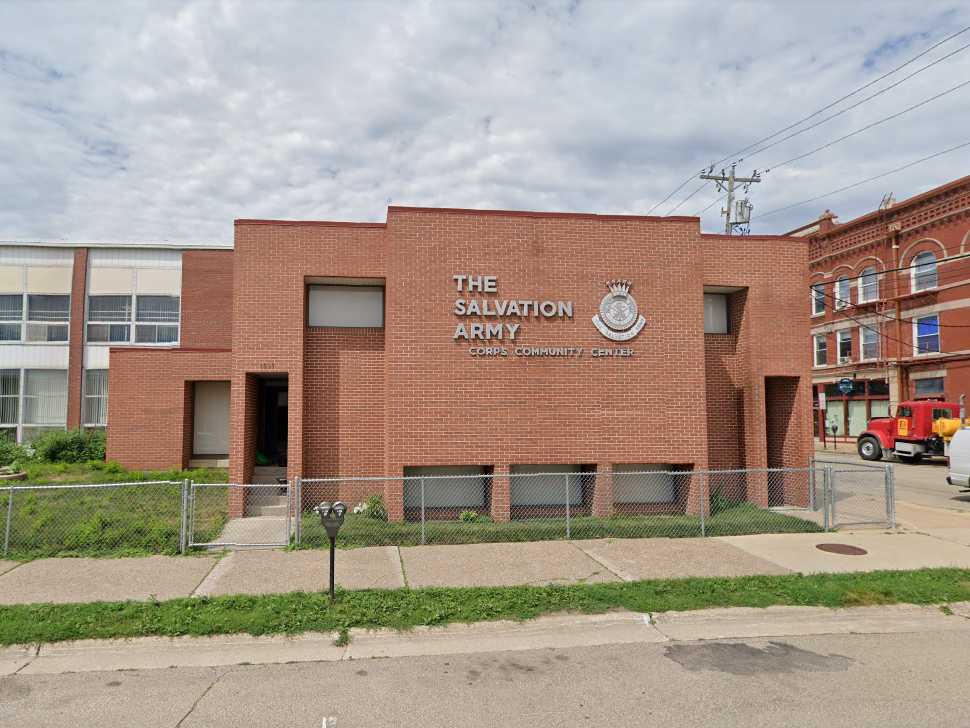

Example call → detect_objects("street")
4 628 970 727
815 447 970 517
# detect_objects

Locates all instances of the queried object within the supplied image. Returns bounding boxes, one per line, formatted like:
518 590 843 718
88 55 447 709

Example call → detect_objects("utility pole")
700 163 761 234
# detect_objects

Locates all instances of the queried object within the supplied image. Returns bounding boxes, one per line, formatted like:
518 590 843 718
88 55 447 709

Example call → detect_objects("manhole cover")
816 543 868 556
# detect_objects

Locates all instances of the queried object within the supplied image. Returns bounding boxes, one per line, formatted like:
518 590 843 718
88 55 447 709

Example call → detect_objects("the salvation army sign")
591 280 646 342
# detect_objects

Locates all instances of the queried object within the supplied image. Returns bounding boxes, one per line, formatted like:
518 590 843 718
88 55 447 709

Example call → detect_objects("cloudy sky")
1 0 968 245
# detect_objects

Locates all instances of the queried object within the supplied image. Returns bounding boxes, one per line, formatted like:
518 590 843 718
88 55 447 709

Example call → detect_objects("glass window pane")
23 370 68 425
870 400 890 418
859 267 879 302
914 377 945 396
0 294 22 321
868 379 889 396
914 252 938 291
848 400 867 436
0 369 19 426
824 405 844 436
0 323 21 341
88 295 131 322
811 284 825 314
136 295 179 322
916 315 940 354
703 294 728 334
83 370 108 426
25 323 68 342
87 323 130 343
27 294 70 322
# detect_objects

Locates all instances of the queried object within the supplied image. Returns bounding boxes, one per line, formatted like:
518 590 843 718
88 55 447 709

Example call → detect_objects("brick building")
794 175 970 442
4 206 813 519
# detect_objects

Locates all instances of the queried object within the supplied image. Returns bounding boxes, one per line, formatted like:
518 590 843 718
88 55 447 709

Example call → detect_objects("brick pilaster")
592 464 614 517
490 464 510 522
66 248 88 430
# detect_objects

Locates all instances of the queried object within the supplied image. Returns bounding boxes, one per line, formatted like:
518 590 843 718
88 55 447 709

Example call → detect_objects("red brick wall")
704 290 749 472
181 250 233 349
226 210 811 517
106 348 230 470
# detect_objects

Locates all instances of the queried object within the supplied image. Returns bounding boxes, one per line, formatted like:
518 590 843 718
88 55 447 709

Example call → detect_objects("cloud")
0 0 967 244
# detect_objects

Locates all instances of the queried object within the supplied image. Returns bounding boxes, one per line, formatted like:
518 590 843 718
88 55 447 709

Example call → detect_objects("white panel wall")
307 285 384 327
89 267 134 294
403 466 488 508
135 268 181 294
193 381 230 455
612 464 676 504
0 246 73 266
510 464 583 506
26 266 73 293
88 248 182 269
0 345 70 368
0 266 23 292
83 345 111 369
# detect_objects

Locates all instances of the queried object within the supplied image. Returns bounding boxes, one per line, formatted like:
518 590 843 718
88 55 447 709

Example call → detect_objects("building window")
22 369 68 441
0 295 23 342
510 464 583 507
811 284 825 316
813 334 828 367
703 293 728 334
134 295 180 344
25 294 69 342
87 295 132 343
307 284 384 327
915 314 940 355
912 252 938 292
858 267 879 303
837 330 852 362
612 464 676 504
0 369 19 441
860 326 879 361
402 465 488 512
914 376 945 398
834 277 851 309
83 370 108 427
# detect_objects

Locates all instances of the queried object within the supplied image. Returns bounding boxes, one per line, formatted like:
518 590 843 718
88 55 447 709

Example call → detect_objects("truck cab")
856 399 963 463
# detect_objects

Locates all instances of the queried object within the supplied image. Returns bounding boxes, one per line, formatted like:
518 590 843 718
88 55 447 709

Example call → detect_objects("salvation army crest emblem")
592 280 646 341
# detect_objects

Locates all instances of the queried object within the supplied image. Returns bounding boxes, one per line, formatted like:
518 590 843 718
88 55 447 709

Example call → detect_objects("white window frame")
914 314 941 356
86 294 133 344
811 284 825 316
85 293 180 346
834 277 851 309
0 293 24 343
860 326 879 361
911 252 938 292
813 334 828 367
837 329 852 363
83 369 109 427
858 266 879 303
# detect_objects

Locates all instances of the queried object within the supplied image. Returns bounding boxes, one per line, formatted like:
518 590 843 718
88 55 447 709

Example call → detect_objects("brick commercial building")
794 175 970 442
4 206 812 519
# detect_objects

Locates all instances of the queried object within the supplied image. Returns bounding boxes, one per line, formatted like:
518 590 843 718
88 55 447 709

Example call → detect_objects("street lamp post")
314 501 347 602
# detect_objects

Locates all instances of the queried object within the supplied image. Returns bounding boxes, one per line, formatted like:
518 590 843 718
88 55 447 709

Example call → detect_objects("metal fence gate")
187 482 295 549
812 460 895 529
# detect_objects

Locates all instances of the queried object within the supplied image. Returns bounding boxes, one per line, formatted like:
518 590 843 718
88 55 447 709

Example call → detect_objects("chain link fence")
0 465 894 558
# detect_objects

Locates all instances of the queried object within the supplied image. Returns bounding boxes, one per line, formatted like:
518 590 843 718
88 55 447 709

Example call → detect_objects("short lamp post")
314 501 347 602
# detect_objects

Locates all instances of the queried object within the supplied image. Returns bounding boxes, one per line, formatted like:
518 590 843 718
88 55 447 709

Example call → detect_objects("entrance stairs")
245 466 289 517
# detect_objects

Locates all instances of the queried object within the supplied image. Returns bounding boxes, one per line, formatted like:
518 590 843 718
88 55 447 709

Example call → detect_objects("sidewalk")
4 528 970 605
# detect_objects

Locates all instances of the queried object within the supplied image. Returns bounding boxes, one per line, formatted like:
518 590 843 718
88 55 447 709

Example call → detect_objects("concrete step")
252 466 288 485
252 504 289 517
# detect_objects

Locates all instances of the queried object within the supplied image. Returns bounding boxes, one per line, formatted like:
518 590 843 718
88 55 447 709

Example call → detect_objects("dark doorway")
256 377 288 467
765 376 799 506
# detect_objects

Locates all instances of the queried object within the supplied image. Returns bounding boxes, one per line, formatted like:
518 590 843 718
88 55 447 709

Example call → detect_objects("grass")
2 463 229 560
0 568 967 645
300 503 822 549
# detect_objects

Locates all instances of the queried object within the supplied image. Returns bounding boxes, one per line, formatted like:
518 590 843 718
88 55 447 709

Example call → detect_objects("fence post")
699 472 706 537
809 464 817 512
564 473 571 540
294 477 302 546
885 464 896 529
420 478 426 546
3 487 13 558
823 466 833 531
179 479 189 555
285 480 292 546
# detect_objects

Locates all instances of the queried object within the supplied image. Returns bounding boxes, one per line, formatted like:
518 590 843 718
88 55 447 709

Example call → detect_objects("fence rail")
0 464 895 557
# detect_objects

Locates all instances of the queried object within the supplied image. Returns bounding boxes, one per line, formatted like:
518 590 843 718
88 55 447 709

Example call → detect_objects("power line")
732 40 970 164
673 26 970 218
764 79 970 173
665 181 708 214
712 26 970 168
753 141 970 220
817 287 970 328
812 251 970 282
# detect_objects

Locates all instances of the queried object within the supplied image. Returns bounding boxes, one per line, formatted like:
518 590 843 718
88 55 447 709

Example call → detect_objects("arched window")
858 266 879 303
912 252 938 291
835 276 851 309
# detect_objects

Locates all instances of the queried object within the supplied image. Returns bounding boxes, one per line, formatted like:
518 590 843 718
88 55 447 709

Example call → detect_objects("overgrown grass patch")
1 568 967 645
2 464 229 560
300 502 821 549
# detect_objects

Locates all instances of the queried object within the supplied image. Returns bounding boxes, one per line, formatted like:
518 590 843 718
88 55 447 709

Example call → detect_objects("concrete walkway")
5 528 970 605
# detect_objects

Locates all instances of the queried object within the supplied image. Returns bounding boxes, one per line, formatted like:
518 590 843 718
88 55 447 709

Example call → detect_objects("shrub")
459 510 479 523
30 429 106 464
0 438 28 468
364 494 388 522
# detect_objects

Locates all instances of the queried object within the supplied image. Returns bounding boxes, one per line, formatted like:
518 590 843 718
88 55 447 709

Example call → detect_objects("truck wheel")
857 436 882 461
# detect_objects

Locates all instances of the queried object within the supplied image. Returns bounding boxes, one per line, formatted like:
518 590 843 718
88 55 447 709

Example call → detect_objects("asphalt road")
4 629 970 727
815 447 970 513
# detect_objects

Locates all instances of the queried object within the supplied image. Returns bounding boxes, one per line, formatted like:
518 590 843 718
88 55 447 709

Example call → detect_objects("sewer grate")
815 543 868 556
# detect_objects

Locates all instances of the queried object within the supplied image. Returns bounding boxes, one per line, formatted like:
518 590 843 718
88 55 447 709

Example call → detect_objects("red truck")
856 399 964 463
